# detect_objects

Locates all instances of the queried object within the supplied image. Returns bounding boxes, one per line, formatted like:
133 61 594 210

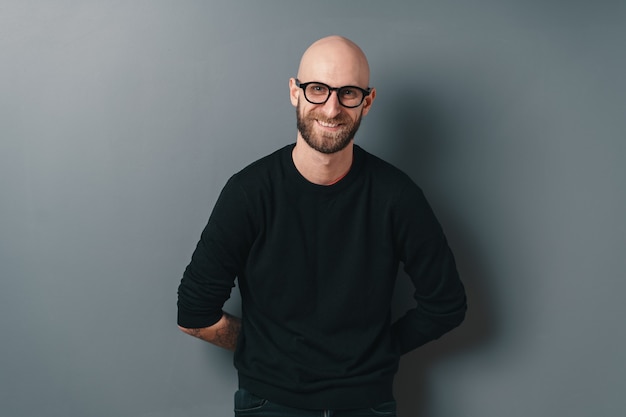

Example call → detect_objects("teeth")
318 120 339 128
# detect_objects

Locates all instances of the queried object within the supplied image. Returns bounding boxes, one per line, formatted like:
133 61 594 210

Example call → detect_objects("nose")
321 90 342 118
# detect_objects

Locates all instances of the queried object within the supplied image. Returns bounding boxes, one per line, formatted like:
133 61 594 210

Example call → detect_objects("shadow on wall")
384 90 497 416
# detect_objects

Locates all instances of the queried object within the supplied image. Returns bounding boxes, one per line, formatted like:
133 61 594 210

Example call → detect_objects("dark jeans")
234 389 397 417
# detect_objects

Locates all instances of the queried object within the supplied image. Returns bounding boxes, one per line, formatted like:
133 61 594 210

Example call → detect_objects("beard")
296 101 363 154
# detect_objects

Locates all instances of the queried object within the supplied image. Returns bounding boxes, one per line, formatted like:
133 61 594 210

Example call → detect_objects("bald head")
297 36 371 88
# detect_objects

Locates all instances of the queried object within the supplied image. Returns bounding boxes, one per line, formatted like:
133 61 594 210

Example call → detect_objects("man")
177 35 467 416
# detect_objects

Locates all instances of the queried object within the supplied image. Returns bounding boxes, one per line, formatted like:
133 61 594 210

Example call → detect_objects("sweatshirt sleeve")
177 175 255 328
390 183 467 355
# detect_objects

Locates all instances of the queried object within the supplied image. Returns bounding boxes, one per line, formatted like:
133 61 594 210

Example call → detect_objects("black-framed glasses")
295 79 371 108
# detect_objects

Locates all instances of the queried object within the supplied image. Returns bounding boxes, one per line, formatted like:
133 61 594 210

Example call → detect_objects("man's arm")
178 311 241 352
391 182 467 354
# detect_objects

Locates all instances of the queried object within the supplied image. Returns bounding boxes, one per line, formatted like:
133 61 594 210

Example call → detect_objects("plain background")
1 1 624 416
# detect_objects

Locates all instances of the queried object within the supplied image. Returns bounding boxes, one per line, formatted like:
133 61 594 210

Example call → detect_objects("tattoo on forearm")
214 312 242 351
182 312 241 351
187 328 202 338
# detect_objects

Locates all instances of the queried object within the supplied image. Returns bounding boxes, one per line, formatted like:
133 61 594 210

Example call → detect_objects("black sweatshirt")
177 144 466 409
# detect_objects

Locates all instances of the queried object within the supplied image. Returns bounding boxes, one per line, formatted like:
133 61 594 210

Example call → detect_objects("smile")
317 120 342 128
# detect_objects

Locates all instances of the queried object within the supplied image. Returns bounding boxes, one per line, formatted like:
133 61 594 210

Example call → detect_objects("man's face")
295 96 363 154
290 37 375 153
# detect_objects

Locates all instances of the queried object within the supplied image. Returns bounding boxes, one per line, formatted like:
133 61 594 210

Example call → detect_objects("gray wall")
1 1 624 416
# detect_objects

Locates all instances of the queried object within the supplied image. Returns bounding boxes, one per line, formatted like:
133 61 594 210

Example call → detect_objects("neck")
292 136 354 185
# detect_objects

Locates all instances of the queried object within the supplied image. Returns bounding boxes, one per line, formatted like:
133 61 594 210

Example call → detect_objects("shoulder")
227 144 292 189
211 146 292 220
356 147 443 236
355 145 419 192
355 146 437 221
236 145 290 176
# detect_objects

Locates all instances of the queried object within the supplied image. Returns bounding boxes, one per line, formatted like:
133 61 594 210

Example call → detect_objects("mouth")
316 119 343 130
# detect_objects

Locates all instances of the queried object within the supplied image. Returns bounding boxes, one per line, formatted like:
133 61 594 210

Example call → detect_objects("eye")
308 84 329 95
340 88 357 97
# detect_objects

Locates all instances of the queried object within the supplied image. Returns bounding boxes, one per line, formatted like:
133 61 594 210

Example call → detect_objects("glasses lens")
304 83 330 104
337 87 365 108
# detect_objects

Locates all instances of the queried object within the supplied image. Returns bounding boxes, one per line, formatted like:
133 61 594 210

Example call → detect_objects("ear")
361 87 376 117
289 78 300 107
